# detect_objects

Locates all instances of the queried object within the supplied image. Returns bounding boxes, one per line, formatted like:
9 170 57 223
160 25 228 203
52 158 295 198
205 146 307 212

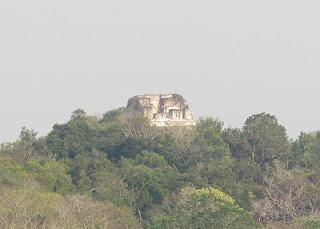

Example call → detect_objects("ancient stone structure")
126 94 196 126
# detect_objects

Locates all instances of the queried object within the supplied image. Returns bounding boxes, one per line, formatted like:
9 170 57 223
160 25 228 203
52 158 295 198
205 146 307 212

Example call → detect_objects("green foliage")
68 150 116 187
150 187 259 229
223 127 251 160
0 187 63 228
0 157 28 186
46 116 100 159
24 159 73 195
243 113 289 167
290 131 320 170
71 108 87 120
135 151 168 168
196 117 228 159
1 108 320 228
0 188 142 229
69 150 134 207
121 151 182 215
109 137 155 161
292 216 320 229
0 127 51 163
101 107 126 123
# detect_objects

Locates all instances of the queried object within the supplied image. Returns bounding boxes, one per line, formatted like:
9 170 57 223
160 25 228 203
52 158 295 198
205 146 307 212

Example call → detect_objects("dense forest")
1 108 320 229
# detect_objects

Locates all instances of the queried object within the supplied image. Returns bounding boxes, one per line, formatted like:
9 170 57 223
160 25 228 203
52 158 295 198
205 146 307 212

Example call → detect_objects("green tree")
290 131 320 170
24 159 73 195
68 150 134 207
0 187 63 228
100 107 126 123
120 151 182 217
16 127 38 163
71 108 87 120
150 187 259 229
243 113 289 167
222 127 251 160
46 116 100 159
0 156 28 187
195 117 228 159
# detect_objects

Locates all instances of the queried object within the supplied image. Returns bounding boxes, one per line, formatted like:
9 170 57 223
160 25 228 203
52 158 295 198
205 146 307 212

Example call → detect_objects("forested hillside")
1 108 320 229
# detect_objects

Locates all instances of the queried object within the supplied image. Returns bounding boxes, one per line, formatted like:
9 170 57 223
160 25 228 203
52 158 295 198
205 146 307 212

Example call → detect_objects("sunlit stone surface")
127 94 196 126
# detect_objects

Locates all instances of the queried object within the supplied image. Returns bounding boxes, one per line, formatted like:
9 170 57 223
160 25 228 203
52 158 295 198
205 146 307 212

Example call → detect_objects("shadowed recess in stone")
127 94 196 127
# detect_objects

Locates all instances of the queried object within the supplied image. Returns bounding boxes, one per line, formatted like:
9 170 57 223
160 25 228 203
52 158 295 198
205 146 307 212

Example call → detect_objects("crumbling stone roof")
127 94 195 126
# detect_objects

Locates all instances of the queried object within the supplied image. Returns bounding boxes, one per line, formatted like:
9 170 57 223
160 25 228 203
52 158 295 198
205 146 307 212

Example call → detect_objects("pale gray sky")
1 0 320 142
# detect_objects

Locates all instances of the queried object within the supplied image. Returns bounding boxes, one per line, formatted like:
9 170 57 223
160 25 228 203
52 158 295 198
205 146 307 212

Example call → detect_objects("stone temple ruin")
126 94 196 127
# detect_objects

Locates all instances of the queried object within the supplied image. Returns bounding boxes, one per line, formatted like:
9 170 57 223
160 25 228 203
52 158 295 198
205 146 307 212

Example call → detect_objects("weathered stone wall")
127 94 196 126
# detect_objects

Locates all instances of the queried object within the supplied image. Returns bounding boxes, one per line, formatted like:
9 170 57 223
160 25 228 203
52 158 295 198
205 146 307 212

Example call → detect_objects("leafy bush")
151 187 259 229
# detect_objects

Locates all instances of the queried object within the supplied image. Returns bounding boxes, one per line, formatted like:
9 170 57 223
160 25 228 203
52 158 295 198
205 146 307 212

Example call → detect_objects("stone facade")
126 94 196 126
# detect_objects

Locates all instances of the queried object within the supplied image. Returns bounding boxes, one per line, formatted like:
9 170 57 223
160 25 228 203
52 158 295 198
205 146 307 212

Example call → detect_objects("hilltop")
0 107 320 229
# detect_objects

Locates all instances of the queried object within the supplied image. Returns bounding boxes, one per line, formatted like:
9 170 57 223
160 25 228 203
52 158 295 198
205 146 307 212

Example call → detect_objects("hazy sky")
1 0 320 143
